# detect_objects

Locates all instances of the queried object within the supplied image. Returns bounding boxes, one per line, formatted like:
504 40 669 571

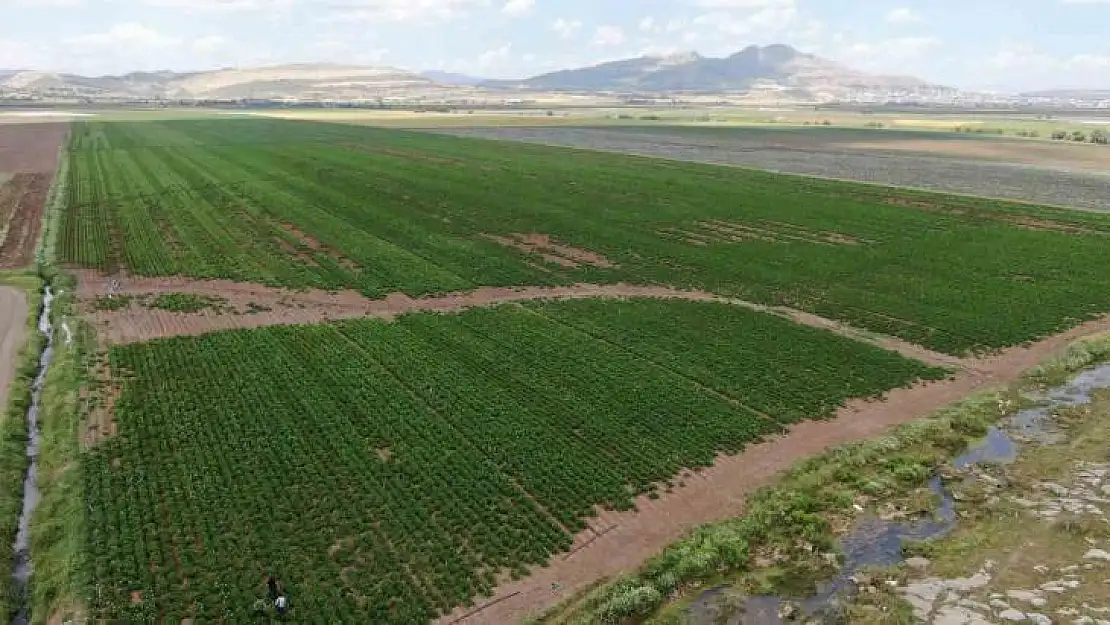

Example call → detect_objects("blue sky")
2 0 1108 91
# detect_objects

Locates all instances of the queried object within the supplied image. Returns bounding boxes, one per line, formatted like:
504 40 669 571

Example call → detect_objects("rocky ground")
897 461 1110 624
845 396 1110 625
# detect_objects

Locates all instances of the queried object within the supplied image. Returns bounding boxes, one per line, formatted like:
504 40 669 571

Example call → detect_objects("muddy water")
683 361 1110 624
11 286 53 625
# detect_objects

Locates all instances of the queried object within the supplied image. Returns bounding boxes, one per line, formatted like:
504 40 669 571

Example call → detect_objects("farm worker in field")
275 594 288 616
267 574 278 599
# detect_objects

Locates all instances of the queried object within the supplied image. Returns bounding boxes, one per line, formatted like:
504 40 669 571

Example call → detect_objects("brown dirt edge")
434 313 1110 625
74 271 960 369
0 286 29 412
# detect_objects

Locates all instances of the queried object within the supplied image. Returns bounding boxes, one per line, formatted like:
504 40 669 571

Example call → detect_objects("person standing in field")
267 574 278 600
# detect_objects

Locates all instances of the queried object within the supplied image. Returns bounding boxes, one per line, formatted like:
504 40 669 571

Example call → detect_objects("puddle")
11 287 54 625
682 361 1110 625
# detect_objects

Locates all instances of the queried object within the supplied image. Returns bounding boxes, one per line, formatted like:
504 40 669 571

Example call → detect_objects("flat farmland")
438 126 1110 211
0 123 68 268
42 117 1110 624
84 300 943 622
61 119 1110 355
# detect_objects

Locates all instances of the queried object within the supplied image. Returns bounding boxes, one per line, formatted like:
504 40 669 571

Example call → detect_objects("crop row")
82 300 942 622
61 118 1110 354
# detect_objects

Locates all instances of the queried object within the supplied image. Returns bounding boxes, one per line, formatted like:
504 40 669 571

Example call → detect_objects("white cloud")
143 0 274 10
885 7 922 24
476 43 512 67
2 0 83 6
66 23 180 48
551 17 582 38
321 0 490 22
593 25 626 47
191 36 228 54
688 0 794 7
501 0 532 16
639 16 657 32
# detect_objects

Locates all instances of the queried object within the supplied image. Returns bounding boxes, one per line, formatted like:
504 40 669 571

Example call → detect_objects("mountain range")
482 44 934 95
0 45 950 102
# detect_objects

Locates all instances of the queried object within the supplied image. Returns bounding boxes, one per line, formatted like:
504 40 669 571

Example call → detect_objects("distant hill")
0 63 474 100
482 44 940 97
1022 89 1110 100
420 71 486 86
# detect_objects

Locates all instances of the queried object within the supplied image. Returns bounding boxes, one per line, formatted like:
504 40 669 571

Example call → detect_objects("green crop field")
61 118 1110 355
83 299 942 622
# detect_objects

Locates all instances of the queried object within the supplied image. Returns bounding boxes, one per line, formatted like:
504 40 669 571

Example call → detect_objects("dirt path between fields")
73 272 965 369
0 286 29 414
435 314 1110 625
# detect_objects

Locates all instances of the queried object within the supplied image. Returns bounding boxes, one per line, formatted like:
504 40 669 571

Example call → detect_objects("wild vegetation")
61 119 1110 355
80 299 940 622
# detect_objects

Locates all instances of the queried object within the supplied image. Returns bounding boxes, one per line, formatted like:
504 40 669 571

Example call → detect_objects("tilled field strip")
77 275 966 369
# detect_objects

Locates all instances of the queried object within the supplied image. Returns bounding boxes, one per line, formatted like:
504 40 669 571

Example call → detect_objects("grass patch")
143 292 229 313
91 295 131 311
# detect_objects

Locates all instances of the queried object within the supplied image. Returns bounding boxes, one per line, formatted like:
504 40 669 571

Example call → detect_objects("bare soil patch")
71 271 958 369
482 233 617 269
0 285 28 412
438 127 1110 212
435 314 1110 625
840 138 1110 175
0 173 52 268
0 123 67 174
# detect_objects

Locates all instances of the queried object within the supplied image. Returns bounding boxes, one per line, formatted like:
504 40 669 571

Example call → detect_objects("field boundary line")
77 275 971 367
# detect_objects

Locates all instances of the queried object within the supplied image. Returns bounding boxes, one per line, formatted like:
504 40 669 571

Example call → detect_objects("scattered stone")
1061 565 1081 573
999 608 1027 621
1062 580 1081 589
1074 618 1094 625
933 605 993 625
906 557 931 571
1034 565 1051 574
1027 614 1053 625
1058 608 1080 616
1007 589 1043 604
1084 549 1110 561
1101 485 1110 496
778 601 798 621
991 599 1013 610
1042 483 1070 496
959 599 992 612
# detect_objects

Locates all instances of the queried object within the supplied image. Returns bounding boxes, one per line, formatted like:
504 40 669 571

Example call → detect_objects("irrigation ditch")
680 359 1110 624
10 286 53 625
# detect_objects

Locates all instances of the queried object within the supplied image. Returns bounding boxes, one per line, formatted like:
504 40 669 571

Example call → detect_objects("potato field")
61 119 1110 355
84 300 942 621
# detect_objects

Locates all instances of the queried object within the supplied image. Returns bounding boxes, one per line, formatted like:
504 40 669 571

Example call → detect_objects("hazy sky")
1 0 1107 92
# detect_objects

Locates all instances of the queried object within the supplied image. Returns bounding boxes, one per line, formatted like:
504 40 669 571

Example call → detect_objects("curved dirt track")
0 286 28 411
76 273 962 368
436 314 1110 625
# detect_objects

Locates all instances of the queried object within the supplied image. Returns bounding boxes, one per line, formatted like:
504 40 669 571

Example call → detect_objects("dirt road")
0 286 28 413
435 314 1110 625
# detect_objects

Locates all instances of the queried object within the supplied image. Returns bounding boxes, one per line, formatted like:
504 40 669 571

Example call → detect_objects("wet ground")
681 361 1110 625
